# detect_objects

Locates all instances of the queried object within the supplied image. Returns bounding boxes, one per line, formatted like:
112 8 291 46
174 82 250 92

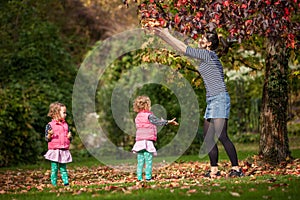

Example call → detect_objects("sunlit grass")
1 140 300 200
0 175 299 200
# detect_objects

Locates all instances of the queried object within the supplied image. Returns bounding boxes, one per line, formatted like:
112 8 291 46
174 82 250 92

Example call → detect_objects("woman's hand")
149 27 187 53
150 27 170 37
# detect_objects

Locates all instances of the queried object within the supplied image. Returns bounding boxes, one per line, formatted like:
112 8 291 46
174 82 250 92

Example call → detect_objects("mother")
152 28 244 178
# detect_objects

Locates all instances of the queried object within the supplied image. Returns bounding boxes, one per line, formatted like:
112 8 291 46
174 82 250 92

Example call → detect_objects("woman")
152 28 244 178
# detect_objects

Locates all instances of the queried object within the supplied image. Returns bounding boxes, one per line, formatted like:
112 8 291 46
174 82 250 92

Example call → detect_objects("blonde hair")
133 96 151 113
47 102 66 120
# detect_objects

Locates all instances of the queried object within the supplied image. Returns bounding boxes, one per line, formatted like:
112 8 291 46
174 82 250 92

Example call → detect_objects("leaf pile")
0 158 300 195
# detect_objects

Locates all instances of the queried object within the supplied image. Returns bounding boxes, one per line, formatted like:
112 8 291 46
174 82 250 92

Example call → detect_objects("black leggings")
203 118 238 167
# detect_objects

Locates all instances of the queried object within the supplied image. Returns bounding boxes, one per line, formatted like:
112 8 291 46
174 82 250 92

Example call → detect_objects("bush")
0 86 42 167
232 132 260 143
0 0 77 166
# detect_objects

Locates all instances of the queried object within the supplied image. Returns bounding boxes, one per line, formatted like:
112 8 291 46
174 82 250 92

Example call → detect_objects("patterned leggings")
136 150 153 181
50 161 69 186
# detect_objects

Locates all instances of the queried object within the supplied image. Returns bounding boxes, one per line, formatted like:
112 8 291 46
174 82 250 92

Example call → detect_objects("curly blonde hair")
47 102 66 120
133 96 151 113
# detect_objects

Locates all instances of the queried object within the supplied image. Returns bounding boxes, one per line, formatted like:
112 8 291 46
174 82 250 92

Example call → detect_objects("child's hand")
67 132 72 139
47 129 53 140
168 118 179 126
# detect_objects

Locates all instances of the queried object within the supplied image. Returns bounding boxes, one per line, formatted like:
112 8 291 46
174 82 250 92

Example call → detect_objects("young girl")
44 102 72 186
132 95 178 181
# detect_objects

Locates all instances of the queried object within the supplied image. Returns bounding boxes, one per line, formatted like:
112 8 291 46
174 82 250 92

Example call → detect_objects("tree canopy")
122 0 300 164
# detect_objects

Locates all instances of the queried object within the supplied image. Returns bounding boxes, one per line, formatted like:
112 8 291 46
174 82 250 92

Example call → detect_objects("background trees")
0 0 137 167
0 0 299 167
0 0 114 166
0 0 77 166
126 0 300 164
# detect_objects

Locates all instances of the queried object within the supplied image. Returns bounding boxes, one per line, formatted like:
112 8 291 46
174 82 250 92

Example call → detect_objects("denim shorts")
204 92 230 119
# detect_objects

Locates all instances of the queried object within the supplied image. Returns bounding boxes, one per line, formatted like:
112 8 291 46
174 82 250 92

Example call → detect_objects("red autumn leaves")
138 0 298 49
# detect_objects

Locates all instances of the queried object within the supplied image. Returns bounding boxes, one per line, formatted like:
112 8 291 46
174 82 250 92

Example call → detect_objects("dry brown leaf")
187 189 197 194
229 191 241 197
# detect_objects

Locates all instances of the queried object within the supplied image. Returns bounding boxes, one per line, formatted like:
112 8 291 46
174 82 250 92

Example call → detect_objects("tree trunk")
259 38 291 165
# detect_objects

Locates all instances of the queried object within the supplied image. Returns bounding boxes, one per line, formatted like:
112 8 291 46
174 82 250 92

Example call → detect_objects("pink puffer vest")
135 111 157 141
48 119 70 150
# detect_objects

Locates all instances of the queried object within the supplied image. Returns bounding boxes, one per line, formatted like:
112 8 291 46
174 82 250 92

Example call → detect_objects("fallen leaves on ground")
0 158 299 195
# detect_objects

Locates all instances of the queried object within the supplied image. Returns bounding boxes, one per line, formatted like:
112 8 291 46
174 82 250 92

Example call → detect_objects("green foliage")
288 123 300 135
0 0 77 166
232 133 260 144
227 72 263 135
95 47 207 153
0 86 42 166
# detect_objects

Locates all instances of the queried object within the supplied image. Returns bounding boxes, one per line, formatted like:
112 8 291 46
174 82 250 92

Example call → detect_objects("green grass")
0 175 299 200
1 142 300 200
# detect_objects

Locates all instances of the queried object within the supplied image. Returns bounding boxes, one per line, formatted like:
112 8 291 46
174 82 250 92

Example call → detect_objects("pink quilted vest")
135 111 157 141
48 119 70 150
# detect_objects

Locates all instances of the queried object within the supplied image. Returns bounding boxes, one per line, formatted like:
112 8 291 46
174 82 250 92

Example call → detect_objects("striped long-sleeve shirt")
185 46 227 98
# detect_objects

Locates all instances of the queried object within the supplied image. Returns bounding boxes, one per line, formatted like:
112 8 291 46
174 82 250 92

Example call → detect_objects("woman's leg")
213 118 238 167
203 119 219 167
50 161 59 186
144 151 153 180
59 163 69 186
136 150 145 181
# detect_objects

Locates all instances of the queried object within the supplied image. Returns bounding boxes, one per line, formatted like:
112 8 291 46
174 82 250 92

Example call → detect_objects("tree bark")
259 38 291 165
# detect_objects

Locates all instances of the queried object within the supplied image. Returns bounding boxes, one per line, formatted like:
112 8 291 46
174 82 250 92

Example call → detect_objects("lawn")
0 140 300 200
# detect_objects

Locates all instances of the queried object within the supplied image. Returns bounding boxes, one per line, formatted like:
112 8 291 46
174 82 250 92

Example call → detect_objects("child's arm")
45 124 53 142
148 114 179 126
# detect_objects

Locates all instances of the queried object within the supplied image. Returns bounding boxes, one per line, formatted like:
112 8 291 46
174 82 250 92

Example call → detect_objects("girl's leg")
136 150 145 181
203 119 219 167
144 151 153 180
50 161 59 186
59 163 69 186
213 118 238 167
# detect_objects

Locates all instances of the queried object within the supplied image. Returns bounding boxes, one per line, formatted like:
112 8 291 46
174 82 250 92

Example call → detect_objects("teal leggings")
136 150 153 181
50 161 69 186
